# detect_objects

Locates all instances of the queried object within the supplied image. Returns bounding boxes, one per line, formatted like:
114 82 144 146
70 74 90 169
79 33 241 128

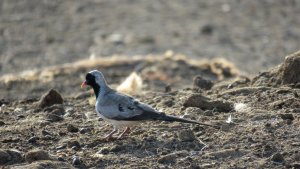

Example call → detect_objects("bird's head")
81 70 108 98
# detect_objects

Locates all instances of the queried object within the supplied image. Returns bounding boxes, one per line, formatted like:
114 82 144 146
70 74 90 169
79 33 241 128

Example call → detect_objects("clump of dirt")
252 50 300 87
183 94 232 112
276 50 300 84
193 76 214 90
11 160 73 169
37 89 64 109
0 52 300 168
0 149 24 165
25 149 52 163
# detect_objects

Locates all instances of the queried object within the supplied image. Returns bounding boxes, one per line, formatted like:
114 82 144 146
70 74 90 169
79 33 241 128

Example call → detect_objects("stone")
11 160 73 169
67 124 79 133
98 147 110 155
277 50 300 84
200 24 214 35
0 149 24 165
270 152 285 163
0 121 5 126
28 136 38 144
79 128 89 134
183 94 232 112
0 150 11 165
165 85 172 93
56 145 67 150
66 140 81 149
193 76 213 90
37 89 63 109
71 146 80 151
25 149 51 163
72 156 81 166
280 113 294 121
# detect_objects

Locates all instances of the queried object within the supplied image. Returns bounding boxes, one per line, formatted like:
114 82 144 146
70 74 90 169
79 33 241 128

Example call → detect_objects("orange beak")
81 81 88 88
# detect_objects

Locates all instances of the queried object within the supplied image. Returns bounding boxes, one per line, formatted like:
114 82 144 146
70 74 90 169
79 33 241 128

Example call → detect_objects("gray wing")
98 91 163 121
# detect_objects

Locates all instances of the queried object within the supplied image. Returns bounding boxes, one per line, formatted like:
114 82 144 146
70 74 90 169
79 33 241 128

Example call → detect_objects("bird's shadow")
91 125 207 168
112 136 205 158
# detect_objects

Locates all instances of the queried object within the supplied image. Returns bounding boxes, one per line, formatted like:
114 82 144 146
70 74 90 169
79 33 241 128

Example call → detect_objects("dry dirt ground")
1 0 300 75
0 51 300 168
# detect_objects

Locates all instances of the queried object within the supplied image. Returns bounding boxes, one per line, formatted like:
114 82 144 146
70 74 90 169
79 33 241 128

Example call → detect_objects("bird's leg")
104 128 118 140
117 127 131 139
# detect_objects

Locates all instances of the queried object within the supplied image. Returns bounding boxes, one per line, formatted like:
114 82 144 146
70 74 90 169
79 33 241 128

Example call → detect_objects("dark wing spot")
127 106 134 110
118 104 124 112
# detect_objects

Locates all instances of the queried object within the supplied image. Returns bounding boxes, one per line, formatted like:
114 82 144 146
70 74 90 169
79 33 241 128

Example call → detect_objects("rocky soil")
0 51 300 168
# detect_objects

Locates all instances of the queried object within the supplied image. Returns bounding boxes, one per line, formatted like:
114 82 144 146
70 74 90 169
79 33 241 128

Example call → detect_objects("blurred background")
1 0 300 76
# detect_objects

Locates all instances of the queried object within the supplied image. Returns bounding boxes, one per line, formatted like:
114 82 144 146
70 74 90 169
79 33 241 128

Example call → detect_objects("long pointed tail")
157 113 219 129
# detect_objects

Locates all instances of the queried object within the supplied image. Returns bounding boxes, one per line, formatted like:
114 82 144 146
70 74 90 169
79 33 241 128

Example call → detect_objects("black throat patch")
86 73 101 99
91 83 101 99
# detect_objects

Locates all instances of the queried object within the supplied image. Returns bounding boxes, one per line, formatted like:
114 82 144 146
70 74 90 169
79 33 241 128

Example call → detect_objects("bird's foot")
103 129 118 141
117 127 131 139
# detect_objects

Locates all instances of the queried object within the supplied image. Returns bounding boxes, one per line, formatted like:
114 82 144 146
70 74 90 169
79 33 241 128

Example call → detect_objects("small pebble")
28 136 37 144
193 76 213 90
42 130 51 136
280 113 294 121
56 145 67 150
57 157 65 162
71 146 80 151
72 156 81 166
67 140 81 149
67 124 79 133
43 135 53 140
59 132 66 136
0 121 5 126
265 123 271 128
165 85 172 93
286 119 293 125
25 150 51 163
200 24 214 35
98 147 110 155
79 128 88 134
271 153 285 163
17 115 25 119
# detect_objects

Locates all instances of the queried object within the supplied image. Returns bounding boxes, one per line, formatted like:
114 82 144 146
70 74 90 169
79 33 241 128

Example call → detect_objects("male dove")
81 70 217 139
